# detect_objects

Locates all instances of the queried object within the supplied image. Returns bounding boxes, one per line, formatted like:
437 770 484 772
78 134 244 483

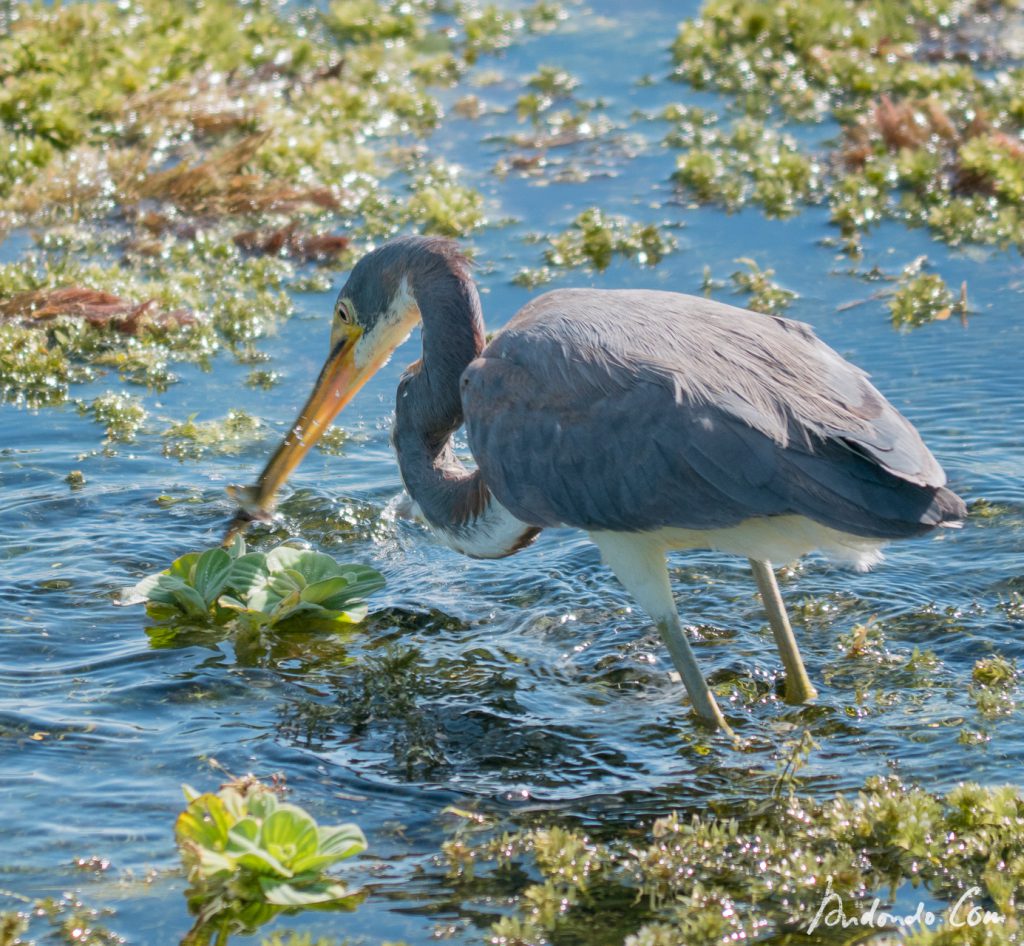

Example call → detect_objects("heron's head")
225 237 462 528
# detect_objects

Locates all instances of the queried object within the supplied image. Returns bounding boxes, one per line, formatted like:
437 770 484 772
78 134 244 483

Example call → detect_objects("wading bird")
226 236 965 733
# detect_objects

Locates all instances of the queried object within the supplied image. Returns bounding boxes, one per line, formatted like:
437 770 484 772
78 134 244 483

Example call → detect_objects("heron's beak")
224 323 369 541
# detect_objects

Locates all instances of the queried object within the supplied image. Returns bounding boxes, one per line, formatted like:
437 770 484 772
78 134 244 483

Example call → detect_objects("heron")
226 235 966 733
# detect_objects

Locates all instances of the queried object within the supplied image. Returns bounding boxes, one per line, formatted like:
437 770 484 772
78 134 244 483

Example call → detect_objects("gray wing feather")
461 289 965 538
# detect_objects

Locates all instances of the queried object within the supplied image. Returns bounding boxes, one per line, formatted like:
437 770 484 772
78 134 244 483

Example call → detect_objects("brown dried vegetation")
134 133 343 216
842 95 958 168
233 222 350 263
0 288 193 335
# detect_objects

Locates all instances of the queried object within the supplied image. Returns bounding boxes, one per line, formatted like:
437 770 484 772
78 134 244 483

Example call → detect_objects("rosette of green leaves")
123 537 384 628
126 536 269 623
219 545 385 628
176 778 365 937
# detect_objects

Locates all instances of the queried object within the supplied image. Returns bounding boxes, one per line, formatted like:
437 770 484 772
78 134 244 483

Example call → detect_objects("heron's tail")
930 485 968 529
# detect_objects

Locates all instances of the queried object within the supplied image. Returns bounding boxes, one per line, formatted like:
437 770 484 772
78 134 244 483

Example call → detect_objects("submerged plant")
0 893 124 946
84 390 148 443
161 409 265 461
177 777 365 943
729 257 796 314
888 262 961 328
445 776 1024 946
544 207 677 272
123 536 385 630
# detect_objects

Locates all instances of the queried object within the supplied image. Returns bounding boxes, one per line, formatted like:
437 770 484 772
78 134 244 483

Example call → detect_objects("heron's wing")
461 290 963 537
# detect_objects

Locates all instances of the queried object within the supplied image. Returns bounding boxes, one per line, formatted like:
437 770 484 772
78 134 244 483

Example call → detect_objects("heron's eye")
336 301 352 324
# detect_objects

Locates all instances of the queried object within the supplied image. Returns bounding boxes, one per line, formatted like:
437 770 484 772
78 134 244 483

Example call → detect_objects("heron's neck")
393 266 538 559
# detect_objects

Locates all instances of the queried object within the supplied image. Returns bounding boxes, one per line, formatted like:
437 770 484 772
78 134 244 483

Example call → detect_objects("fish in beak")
223 281 422 545
223 322 367 543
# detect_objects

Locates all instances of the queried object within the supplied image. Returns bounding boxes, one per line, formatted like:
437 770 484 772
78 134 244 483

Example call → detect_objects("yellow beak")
224 325 366 541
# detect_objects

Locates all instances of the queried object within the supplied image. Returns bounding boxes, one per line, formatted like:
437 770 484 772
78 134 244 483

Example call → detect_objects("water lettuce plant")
125 536 385 629
177 777 365 943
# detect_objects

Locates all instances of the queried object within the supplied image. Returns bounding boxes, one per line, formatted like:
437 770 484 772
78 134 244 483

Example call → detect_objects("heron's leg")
590 533 733 735
748 559 818 704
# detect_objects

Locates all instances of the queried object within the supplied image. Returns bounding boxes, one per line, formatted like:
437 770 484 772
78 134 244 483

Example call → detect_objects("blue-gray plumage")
462 289 961 537
228 235 966 736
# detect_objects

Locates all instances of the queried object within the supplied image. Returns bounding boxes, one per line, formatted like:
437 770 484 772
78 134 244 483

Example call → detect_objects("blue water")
1 1 1023 943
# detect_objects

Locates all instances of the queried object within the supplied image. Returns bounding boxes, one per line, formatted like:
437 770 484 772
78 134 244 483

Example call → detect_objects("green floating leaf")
225 552 271 596
124 540 384 633
193 547 232 605
261 806 320 868
257 876 358 908
228 817 294 878
300 576 351 605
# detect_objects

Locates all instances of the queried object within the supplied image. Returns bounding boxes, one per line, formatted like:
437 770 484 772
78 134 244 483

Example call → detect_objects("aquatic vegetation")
0 286 194 335
260 933 355 946
177 776 365 943
729 258 796 314
162 410 264 461
3 2 1021 943
0 322 78 406
0 911 25 945
510 265 555 288
446 777 1024 945
245 369 282 390
460 0 565 63
672 0 963 120
668 112 820 217
314 426 349 456
973 655 1018 687
669 0 1024 251
125 536 385 632
406 162 486 237
0 245 292 409
888 262 962 328
0 0 568 423
543 207 677 272
0 894 124 946
84 391 148 444
969 654 1018 718
234 223 350 264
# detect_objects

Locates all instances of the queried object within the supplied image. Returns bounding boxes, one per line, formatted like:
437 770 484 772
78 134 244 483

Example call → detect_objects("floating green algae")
542 207 677 273
445 777 1023 946
666 0 1024 253
888 260 965 328
0 322 78 406
728 257 797 315
0 0 556 419
0 893 124 946
667 110 821 218
406 161 486 237
161 409 264 461
672 0 967 120
83 391 148 444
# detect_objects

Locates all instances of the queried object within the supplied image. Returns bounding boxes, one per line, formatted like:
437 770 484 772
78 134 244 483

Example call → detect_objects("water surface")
1 1 1022 942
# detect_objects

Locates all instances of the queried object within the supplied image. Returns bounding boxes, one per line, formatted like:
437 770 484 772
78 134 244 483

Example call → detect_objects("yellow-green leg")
749 559 818 704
